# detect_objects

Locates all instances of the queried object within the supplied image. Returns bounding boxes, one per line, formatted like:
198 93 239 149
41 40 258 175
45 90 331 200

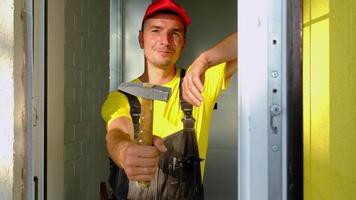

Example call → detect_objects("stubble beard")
151 52 179 69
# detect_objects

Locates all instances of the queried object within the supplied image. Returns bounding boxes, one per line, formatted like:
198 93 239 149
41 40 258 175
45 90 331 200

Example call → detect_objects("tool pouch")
124 127 203 199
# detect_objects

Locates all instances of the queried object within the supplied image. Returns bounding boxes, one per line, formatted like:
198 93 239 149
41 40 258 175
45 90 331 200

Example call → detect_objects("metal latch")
270 104 282 133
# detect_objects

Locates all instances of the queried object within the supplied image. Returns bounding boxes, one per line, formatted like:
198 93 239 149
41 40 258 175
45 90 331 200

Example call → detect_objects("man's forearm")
106 129 133 168
182 32 238 106
202 32 237 68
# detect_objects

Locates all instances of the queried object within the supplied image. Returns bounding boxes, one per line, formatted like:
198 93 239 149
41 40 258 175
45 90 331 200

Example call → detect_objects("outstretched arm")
106 117 167 181
182 32 238 106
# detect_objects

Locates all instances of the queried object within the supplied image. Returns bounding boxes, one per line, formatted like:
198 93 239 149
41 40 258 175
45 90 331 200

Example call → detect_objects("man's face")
139 13 185 69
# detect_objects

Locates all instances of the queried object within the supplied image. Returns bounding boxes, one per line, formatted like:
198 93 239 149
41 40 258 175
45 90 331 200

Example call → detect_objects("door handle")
270 104 282 133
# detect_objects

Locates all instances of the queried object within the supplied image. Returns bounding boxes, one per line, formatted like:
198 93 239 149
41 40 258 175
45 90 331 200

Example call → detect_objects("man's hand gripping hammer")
118 82 171 188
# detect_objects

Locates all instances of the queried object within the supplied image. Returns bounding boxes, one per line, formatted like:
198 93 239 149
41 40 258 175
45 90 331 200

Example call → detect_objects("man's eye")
172 32 182 37
151 29 159 33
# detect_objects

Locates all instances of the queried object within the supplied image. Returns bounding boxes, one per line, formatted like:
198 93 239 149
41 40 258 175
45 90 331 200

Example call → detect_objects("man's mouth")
156 49 174 57
157 49 174 54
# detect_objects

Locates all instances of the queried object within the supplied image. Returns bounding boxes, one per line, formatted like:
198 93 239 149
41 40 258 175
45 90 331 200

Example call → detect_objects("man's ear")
138 30 144 49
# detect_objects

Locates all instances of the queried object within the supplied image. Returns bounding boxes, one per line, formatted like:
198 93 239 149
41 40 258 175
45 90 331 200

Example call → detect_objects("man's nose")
159 33 171 45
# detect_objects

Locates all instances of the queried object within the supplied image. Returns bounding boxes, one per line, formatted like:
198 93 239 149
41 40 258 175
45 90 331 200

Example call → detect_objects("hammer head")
118 82 171 102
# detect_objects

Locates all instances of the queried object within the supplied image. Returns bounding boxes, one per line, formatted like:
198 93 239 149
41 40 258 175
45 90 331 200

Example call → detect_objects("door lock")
270 104 282 116
270 104 282 133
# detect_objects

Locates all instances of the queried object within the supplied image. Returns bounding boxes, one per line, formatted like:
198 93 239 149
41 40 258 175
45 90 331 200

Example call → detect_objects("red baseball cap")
142 0 191 28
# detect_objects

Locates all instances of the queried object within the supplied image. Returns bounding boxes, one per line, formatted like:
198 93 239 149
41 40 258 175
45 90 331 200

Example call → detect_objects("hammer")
118 82 171 188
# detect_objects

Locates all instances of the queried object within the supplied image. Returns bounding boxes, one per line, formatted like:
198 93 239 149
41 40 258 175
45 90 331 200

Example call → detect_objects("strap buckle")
130 108 141 122
181 101 193 119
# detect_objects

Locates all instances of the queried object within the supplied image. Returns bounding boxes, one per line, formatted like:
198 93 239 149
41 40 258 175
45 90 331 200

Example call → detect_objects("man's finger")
125 166 157 177
125 144 159 158
128 174 156 182
182 76 202 106
184 88 201 106
124 156 158 168
192 76 204 93
181 79 192 103
153 136 167 152
188 82 203 102
187 75 203 101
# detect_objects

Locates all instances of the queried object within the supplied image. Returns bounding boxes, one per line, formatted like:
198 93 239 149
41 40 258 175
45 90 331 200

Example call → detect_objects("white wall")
123 0 150 82
0 0 15 198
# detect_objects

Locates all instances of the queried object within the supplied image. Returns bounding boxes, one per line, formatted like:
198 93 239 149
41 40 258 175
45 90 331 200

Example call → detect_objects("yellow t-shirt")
101 63 229 177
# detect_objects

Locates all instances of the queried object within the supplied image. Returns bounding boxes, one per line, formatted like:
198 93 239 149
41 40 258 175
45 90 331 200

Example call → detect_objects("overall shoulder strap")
179 69 203 163
118 90 141 139
179 69 195 132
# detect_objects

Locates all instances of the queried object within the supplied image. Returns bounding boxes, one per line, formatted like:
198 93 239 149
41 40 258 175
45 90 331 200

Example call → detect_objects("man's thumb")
153 136 167 152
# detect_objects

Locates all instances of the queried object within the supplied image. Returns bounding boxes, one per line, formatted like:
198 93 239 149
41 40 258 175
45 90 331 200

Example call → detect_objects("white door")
238 0 289 199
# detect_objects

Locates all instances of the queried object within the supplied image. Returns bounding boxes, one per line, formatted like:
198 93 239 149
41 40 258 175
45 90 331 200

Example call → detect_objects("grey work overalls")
108 70 204 200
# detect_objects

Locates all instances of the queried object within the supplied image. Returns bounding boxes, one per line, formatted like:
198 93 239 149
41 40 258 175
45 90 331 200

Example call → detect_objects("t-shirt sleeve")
202 62 230 100
101 91 132 128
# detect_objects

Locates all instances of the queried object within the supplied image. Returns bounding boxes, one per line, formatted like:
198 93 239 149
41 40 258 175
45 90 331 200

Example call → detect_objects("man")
101 0 237 199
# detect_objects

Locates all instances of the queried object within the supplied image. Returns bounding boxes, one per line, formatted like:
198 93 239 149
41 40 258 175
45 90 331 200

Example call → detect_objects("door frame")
238 0 303 199
286 0 303 199
33 0 46 199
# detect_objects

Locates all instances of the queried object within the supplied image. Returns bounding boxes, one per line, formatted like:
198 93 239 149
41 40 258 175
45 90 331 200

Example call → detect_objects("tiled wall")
63 0 110 199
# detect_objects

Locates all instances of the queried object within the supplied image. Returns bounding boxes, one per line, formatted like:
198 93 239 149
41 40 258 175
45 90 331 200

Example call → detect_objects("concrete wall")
1 0 34 198
63 0 110 199
14 0 32 198
303 0 356 199
47 0 64 199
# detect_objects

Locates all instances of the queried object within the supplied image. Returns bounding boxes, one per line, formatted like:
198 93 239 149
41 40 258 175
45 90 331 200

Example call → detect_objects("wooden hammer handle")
137 98 153 188
138 98 153 145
